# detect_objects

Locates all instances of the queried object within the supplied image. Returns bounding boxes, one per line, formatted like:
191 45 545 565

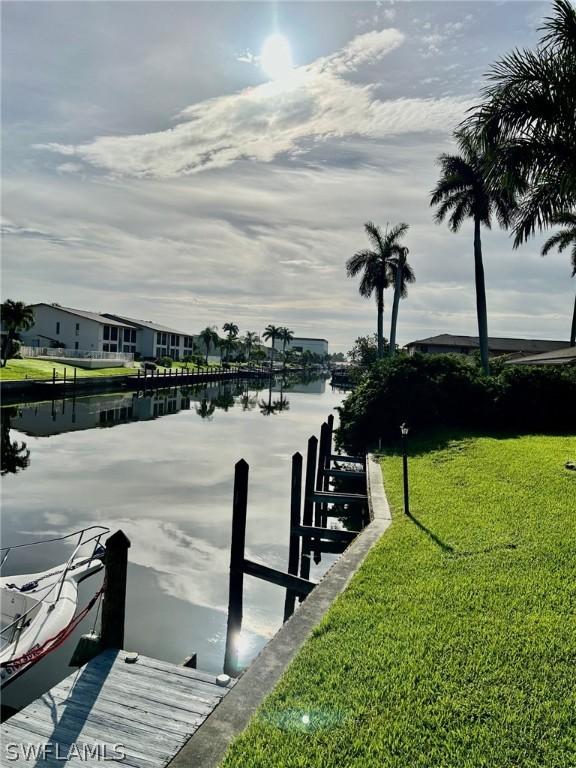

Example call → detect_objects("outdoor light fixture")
400 423 410 515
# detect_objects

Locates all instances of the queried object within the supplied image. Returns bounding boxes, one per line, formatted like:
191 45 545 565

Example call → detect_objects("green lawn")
0 358 139 380
221 433 575 768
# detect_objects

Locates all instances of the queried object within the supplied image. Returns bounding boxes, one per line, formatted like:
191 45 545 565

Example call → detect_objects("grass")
221 433 576 768
0 358 139 380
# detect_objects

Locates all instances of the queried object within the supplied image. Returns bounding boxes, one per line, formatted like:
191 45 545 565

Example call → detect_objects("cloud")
34 28 470 178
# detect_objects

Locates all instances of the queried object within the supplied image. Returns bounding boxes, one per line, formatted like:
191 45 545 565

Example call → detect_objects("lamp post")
400 423 410 516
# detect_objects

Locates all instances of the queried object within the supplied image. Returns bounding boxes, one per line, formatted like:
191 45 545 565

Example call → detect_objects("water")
1 376 345 707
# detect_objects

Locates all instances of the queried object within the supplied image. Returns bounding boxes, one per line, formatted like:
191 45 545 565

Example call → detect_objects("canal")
1 375 345 708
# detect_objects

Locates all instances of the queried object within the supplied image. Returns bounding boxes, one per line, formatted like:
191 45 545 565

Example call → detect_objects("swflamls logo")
4 742 126 761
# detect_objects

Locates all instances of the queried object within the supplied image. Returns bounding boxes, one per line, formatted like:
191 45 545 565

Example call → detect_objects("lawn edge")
167 455 393 768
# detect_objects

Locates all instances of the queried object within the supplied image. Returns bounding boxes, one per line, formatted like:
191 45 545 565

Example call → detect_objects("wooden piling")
100 530 131 650
300 436 317 582
313 423 329 564
284 452 302 621
224 459 249 677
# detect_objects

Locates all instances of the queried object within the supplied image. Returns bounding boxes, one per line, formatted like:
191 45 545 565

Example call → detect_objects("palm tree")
430 130 516 374
1 407 31 475
346 222 408 358
1 300 34 367
262 324 281 369
467 0 576 247
222 322 239 362
195 398 216 420
542 211 576 347
243 331 259 363
278 327 294 369
388 247 416 356
199 326 219 365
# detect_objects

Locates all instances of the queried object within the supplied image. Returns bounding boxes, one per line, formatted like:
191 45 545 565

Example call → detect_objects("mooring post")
313 423 329 564
300 436 317 582
322 414 335 528
284 452 302 621
224 458 249 677
52 367 56 385
73 367 77 394
100 529 131 650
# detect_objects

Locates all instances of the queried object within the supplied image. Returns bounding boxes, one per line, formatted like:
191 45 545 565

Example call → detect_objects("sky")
2 0 573 352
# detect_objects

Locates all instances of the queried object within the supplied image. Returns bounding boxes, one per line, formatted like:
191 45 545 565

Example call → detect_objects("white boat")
0 526 109 688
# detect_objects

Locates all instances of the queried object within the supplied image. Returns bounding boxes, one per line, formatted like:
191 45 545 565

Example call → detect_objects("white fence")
21 346 134 363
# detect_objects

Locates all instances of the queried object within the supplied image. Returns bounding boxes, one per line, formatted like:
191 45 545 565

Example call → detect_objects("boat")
0 526 109 689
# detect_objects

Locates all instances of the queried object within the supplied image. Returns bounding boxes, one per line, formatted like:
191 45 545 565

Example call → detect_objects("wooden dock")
0 650 233 767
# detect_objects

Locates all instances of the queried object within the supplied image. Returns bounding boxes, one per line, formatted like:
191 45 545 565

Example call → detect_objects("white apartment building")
22 304 195 360
102 313 195 360
22 304 137 354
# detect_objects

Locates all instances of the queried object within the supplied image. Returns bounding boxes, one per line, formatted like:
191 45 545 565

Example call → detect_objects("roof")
290 337 329 343
102 313 191 336
504 346 576 366
406 334 567 354
30 303 135 328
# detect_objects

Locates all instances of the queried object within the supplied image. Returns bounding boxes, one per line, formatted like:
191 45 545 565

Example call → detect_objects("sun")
260 34 293 80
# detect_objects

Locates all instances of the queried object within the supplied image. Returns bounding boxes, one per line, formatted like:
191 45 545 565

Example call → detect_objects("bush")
337 354 576 452
157 356 172 368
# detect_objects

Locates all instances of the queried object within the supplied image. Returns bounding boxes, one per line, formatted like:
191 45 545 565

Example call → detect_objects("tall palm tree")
346 222 408 358
467 0 576 247
199 326 219 365
262 324 281 369
388 247 416 356
278 327 294 369
430 130 516 374
222 322 239 362
243 331 259 362
542 211 576 347
1 300 34 367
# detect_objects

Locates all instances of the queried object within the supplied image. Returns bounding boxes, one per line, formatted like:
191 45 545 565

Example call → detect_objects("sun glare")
261 34 293 80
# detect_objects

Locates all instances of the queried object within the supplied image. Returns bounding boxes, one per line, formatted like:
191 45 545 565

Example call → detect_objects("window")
110 327 118 341
75 323 80 336
75 342 79 350
170 334 179 346
103 343 109 352
103 326 110 340
109 343 117 352
56 321 60 335
124 328 136 343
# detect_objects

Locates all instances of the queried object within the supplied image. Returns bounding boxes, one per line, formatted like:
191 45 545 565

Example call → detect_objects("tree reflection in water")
1 407 31 476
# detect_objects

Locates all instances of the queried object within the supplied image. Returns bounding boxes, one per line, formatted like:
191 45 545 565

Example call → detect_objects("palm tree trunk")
474 217 490 375
389 267 402 357
377 285 384 358
570 290 576 347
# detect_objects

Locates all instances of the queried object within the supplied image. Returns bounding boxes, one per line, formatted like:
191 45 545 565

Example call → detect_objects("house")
405 334 568 358
102 313 195 361
504 346 576 366
285 337 329 357
21 303 137 354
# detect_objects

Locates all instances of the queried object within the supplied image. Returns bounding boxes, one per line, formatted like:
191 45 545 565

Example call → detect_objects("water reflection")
1 374 340 707
3 376 317 439
1 407 31 476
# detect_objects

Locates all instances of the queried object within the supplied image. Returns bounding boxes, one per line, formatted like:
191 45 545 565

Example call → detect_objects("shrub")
157 356 172 368
337 354 576 452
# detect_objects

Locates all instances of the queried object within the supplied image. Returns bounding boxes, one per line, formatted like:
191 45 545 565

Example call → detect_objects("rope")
0 586 104 675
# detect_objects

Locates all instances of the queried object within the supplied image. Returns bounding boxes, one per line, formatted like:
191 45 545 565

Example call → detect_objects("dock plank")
0 650 232 768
